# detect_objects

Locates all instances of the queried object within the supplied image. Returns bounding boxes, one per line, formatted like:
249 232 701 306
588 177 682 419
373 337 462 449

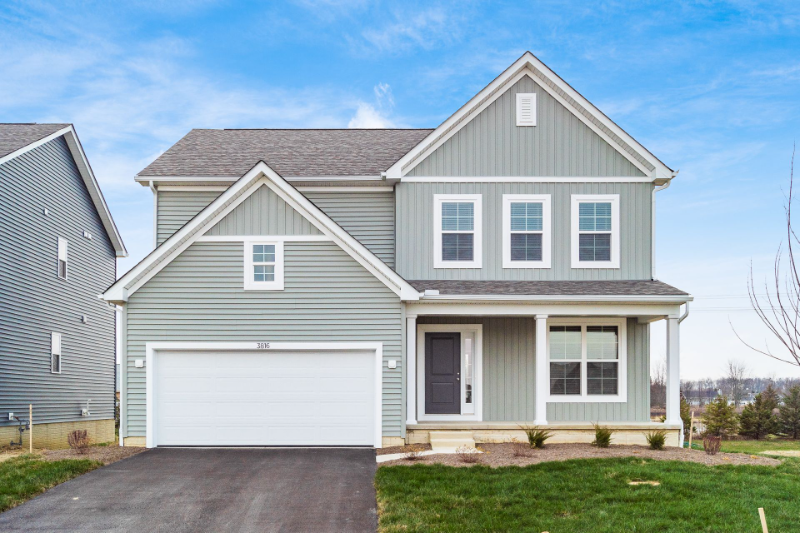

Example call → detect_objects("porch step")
429 431 476 453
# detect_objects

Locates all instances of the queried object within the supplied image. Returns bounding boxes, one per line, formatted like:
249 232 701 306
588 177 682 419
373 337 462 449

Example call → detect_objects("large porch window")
546 318 627 402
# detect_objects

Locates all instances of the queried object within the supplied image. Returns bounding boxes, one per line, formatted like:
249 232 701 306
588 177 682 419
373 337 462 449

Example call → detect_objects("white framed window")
57 237 68 279
243 241 284 291
502 194 551 268
51 332 62 374
516 93 537 126
546 318 627 402
433 194 482 268
571 194 620 268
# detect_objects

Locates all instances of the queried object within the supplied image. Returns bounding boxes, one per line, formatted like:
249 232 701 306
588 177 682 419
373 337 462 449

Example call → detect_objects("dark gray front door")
425 332 461 414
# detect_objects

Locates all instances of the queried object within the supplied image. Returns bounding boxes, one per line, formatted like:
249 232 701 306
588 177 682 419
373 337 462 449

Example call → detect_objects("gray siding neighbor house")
1 124 126 449
105 52 691 449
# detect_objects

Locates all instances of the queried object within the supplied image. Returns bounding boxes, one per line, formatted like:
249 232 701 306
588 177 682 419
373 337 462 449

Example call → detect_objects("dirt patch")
42 445 145 465
379 443 781 468
377 443 432 456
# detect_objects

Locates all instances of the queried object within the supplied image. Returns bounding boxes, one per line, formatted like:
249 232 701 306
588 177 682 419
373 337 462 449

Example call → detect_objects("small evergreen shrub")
701 396 739 437
779 385 800 439
520 425 553 449
645 430 668 450
592 424 613 448
739 391 779 439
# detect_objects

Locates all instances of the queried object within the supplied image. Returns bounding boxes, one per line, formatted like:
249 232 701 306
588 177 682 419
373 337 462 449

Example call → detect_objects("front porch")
403 299 686 447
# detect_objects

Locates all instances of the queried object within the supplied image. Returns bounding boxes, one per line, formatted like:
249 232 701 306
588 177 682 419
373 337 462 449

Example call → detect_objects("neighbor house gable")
103 161 420 303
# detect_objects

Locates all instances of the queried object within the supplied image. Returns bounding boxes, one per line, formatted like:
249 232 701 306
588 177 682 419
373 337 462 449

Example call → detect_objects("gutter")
416 293 693 304
652 170 678 279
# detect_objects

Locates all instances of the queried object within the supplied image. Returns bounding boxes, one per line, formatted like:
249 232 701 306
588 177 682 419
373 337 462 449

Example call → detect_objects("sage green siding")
407 76 645 177
304 190 395 267
418 317 649 423
125 241 403 438
207 185 321 236
156 189 221 245
396 181 652 280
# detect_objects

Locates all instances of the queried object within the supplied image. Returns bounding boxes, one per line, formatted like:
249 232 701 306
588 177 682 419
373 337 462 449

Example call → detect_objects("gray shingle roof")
0 123 69 159
138 128 434 178
408 280 689 297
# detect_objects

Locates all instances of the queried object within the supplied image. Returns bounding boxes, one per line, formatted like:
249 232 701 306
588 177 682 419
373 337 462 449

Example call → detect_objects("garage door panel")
155 350 375 446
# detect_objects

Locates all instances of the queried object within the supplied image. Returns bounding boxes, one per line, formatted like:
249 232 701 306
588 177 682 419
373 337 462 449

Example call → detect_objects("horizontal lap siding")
157 190 221 244
207 185 321 236
408 76 644 177
125 241 403 437
0 137 116 427
304 190 395 268
396 181 652 280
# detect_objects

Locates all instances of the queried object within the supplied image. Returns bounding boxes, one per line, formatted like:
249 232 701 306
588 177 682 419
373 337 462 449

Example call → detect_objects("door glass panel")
464 337 473 404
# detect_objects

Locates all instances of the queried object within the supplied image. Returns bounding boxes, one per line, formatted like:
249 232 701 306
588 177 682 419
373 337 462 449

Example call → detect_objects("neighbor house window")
571 194 620 268
51 332 62 374
547 319 626 401
243 241 284 290
57 237 68 279
434 194 482 268
502 194 551 268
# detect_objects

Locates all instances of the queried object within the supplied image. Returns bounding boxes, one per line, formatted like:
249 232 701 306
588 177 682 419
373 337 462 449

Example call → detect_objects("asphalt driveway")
0 447 378 532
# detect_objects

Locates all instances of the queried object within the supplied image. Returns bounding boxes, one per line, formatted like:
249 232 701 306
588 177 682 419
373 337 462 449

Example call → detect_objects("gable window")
244 241 284 290
57 237 68 279
571 194 620 268
546 318 627 402
434 194 482 268
502 194 551 268
51 332 62 374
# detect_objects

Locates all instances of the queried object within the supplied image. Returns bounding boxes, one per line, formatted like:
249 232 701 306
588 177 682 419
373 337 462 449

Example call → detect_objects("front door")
425 332 461 414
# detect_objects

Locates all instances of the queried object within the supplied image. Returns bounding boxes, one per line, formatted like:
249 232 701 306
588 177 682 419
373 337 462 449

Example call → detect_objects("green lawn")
0 455 101 513
376 458 800 532
689 438 800 455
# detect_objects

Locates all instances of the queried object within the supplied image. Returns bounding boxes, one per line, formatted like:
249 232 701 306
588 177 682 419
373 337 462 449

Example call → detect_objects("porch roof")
408 279 689 298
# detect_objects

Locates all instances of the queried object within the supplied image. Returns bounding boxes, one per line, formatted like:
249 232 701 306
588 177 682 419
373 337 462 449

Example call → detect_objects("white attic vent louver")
516 93 537 126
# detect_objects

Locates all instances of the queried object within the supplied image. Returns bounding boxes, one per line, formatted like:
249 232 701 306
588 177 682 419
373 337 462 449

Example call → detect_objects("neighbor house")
0 124 127 448
105 52 691 449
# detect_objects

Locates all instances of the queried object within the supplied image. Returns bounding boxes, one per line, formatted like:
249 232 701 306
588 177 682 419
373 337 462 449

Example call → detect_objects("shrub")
455 445 481 464
739 391 779 439
680 395 692 439
701 396 739 437
702 435 722 455
592 424 613 448
779 385 800 439
645 430 667 450
67 430 90 454
520 425 552 449
510 438 532 457
403 444 426 461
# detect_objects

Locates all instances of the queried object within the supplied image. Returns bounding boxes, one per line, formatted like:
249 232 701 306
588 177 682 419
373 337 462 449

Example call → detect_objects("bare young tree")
723 360 749 407
650 359 666 408
735 149 800 366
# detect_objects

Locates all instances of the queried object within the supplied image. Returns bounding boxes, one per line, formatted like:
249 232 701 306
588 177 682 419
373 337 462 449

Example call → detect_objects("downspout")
679 302 690 324
149 181 157 249
652 171 679 279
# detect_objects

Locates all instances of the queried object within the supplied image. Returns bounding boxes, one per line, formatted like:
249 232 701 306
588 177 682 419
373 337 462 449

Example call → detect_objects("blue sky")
2 0 799 380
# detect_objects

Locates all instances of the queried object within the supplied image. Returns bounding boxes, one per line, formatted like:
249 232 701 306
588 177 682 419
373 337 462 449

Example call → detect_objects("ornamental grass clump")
520 425 553 449
510 437 532 457
702 435 722 455
645 429 668 450
592 424 613 448
455 445 482 464
67 430 90 454
403 444 425 461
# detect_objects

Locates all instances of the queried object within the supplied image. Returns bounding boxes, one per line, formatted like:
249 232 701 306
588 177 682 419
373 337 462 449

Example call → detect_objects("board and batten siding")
396 181 652 280
303 190 395 268
407 76 645 177
156 189 221 245
418 317 649 423
207 185 321 236
0 136 116 427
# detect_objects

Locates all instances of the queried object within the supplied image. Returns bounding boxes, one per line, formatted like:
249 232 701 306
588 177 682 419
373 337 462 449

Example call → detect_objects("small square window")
244 242 284 291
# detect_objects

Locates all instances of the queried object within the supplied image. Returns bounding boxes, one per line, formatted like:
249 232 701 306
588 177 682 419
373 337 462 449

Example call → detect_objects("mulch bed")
379 443 781 467
42 445 145 465
377 443 432 456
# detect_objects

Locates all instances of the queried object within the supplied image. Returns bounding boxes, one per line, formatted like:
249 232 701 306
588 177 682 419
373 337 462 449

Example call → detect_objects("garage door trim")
145 341 384 448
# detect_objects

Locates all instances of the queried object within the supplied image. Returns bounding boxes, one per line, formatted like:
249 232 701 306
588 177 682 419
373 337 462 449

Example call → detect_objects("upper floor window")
244 241 284 291
547 318 627 402
57 237 68 279
571 194 620 269
434 194 482 268
502 194 551 268
51 332 62 374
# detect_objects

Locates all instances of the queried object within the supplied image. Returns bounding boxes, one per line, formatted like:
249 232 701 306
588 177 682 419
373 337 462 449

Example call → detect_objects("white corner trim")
243 240 284 291
415 324 483 422
144 341 384 449
157 185 230 192
545 317 628 403
570 194 620 269
433 193 482 269
400 176 656 183
502 194 551 269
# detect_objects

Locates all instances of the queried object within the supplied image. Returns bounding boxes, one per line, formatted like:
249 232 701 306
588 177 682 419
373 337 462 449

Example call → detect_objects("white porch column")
406 315 418 425
534 314 548 425
665 317 681 426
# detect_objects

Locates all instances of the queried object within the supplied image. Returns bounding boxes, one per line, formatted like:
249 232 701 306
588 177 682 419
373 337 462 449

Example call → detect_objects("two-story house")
1 123 127 448
104 52 690 449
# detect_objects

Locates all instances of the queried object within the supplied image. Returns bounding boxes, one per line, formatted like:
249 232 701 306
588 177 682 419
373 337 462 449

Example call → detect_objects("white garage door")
154 350 376 446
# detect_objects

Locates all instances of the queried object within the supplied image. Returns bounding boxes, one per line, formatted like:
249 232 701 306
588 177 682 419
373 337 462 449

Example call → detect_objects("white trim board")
197 235 331 242
401 176 656 183
144 341 384 448
103 161 421 303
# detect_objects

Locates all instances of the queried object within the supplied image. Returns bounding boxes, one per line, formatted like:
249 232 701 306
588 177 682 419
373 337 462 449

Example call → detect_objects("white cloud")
347 102 395 128
354 7 465 55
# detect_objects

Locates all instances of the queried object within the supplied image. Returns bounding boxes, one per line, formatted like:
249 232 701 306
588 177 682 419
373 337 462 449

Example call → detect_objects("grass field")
0 454 101 513
376 457 800 532
689 437 800 455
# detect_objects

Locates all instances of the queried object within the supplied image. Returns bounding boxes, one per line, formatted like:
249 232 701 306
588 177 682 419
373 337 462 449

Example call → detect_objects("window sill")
546 394 626 403
433 261 482 269
503 261 551 269
570 261 620 269
243 282 285 291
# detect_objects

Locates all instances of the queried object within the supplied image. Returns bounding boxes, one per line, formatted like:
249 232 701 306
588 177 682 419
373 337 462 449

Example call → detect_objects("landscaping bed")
42 444 144 465
379 442 780 467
